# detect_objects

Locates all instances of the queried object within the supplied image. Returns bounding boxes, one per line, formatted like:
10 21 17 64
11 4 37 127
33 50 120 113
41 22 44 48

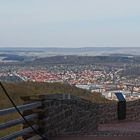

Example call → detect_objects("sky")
0 0 140 48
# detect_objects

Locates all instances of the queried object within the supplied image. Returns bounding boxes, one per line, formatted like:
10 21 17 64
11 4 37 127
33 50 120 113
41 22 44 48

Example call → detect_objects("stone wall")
126 99 140 121
28 94 99 137
98 99 140 124
98 103 117 124
22 94 140 138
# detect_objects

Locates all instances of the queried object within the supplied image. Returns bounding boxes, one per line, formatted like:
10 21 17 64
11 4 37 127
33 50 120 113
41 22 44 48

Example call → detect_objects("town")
1 62 140 101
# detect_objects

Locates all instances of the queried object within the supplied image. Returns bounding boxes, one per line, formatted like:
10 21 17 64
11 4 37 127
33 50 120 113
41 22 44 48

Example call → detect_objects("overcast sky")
0 0 140 48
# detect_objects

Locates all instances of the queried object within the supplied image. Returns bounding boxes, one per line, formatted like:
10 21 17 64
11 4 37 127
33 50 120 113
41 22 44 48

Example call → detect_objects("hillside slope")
0 82 109 109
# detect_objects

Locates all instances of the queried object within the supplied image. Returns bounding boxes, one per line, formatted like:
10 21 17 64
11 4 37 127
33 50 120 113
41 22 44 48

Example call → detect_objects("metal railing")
0 102 42 140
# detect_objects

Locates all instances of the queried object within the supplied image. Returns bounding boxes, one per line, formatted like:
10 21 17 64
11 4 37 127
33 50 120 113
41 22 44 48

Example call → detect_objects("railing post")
21 95 44 140
30 95 47 137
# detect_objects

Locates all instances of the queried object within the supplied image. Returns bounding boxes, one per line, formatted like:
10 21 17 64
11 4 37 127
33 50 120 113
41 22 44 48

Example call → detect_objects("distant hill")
0 54 26 62
1 47 140 55
1 47 140 64
0 47 140 59
34 55 138 64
